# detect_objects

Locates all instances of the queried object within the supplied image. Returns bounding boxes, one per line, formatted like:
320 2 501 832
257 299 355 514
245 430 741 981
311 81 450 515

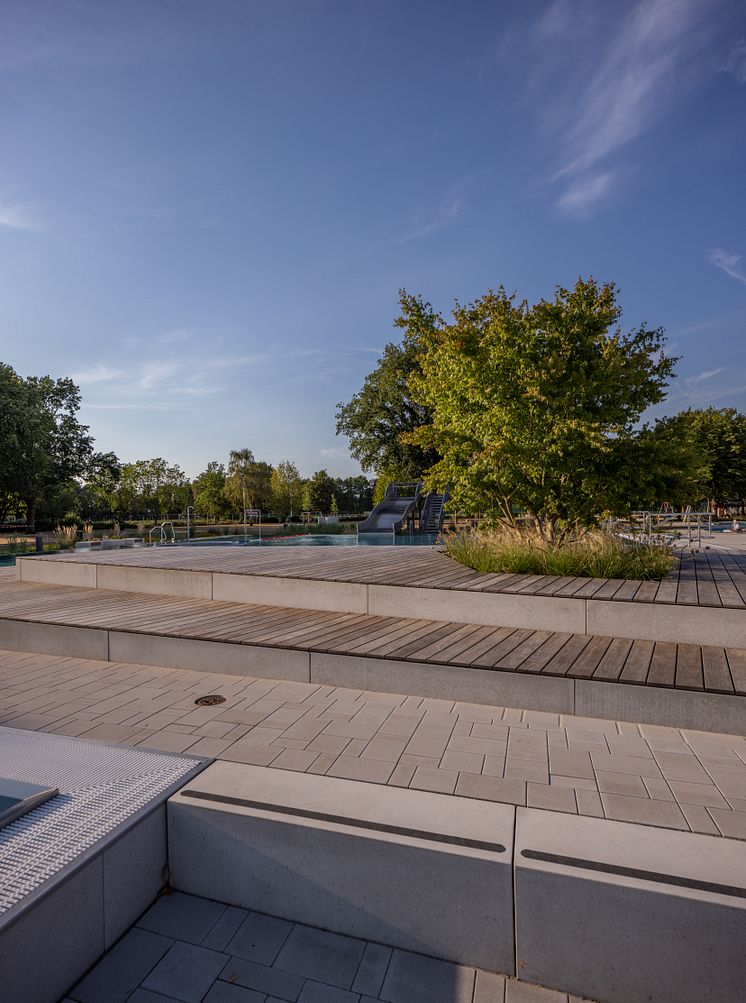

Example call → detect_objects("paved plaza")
2 647 744 839
63 890 597 1003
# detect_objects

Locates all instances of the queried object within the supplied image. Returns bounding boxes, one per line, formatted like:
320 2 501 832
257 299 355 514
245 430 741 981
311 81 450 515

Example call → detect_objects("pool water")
185 533 440 548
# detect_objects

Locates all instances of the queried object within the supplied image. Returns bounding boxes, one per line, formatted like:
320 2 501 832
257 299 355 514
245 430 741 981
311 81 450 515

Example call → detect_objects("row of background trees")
0 363 373 528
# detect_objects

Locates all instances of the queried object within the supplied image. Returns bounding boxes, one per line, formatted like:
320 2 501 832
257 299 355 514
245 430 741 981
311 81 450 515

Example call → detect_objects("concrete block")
514 807 746 1003
574 678 746 735
167 761 515 971
0 857 104 1003
97 564 213 601
102 806 168 948
310 652 575 713
213 573 367 614
17 556 97 589
108 631 310 682
0 618 109 660
587 599 746 648
368 584 586 633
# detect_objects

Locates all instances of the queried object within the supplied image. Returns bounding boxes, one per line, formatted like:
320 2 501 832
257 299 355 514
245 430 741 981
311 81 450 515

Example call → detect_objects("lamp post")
186 506 194 542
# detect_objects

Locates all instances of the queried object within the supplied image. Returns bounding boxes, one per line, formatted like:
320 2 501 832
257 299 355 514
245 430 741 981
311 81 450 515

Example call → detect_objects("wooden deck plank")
647 641 677 688
702 647 734 695
674 644 704 691
619 639 654 684
592 637 634 681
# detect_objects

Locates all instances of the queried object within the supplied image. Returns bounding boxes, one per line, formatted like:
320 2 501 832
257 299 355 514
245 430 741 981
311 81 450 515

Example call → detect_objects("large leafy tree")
0 363 93 527
647 408 746 511
192 462 229 520
223 449 273 513
111 458 190 518
306 469 336 513
335 292 439 480
406 278 677 541
271 460 302 518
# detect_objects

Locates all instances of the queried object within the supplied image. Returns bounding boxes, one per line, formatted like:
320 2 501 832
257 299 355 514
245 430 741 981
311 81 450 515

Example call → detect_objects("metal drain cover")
194 694 227 706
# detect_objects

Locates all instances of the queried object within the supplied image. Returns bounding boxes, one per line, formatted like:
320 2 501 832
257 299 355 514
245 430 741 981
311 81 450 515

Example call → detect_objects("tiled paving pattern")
63 890 598 1003
2 575 744 694
34 541 746 607
2 649 745 840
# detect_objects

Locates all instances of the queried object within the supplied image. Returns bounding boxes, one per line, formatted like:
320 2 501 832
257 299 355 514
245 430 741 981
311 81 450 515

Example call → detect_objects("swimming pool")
183 533 440 547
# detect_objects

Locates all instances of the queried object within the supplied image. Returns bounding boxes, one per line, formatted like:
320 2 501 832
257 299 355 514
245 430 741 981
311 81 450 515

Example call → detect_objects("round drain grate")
194 694 227 706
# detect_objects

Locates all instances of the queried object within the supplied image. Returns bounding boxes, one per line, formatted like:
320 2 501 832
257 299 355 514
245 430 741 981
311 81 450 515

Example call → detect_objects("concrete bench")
515 807 746 1003
167 761 515 972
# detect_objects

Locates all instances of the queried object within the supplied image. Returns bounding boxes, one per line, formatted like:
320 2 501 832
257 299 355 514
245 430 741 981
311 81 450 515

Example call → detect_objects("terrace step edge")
16 556 746 648
0 615 743 735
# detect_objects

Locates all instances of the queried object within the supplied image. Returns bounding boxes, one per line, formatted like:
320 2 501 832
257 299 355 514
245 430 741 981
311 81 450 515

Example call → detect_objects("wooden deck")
32 544 746 609
1 576 744 696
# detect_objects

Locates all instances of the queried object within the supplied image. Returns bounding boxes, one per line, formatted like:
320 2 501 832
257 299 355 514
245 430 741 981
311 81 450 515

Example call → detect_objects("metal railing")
148 521 176 544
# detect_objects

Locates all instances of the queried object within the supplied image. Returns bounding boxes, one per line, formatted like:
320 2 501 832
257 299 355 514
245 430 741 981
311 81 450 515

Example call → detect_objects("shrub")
443 525 674 580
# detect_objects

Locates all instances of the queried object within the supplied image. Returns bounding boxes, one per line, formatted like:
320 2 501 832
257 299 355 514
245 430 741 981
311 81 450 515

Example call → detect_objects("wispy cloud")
71 364 125 385
551 0 707 213
0 200 43 231
556 172 616 215
507 0 724 215
707 247 746 284
724 38 746 83
685 367 725 386
320 447 348 459
395 176 472 243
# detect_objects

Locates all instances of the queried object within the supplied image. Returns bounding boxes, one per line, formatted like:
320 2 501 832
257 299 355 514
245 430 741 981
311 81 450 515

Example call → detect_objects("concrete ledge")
515 807 746 1003
0 618 108 661
16 555 746 648
368 583 587 633
108 631 311 682
213 572 367 614
587 599 746 648
17 556 96 589
97 564 213 601
575 678 746 735
167 761 515 971
0 805 168 1003
310 652 576 713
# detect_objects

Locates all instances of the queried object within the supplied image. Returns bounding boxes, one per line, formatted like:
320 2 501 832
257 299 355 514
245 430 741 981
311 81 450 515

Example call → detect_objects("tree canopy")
0 363 93 525
335 292 440 480
404 278 677 539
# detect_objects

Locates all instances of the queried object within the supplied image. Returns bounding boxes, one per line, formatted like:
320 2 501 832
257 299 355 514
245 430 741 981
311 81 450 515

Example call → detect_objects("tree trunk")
25 498 37 531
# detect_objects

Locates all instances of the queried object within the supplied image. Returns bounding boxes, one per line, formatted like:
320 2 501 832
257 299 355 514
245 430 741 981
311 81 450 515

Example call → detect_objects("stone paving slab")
1 648 745 840
66 890 598 1003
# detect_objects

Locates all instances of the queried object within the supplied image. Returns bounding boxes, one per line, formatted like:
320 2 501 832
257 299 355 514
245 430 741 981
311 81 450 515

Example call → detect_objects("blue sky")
1 0 745 478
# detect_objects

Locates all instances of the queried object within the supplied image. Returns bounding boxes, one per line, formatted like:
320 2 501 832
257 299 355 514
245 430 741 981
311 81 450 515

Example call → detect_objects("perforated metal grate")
0 727 203 917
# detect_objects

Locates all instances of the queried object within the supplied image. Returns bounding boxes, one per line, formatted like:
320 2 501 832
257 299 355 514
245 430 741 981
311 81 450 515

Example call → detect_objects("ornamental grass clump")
444 525 675 581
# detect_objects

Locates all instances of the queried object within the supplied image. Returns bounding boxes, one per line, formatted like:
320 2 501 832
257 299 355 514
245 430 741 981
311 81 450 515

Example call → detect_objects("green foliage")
111 458 191 517
405 278 677 539
646 408 746 510
444 527 675 580
192 462 229 519
271 461 302 518
0 363 93 527
224 449 273 513
306 469 336 513
335 295 439 478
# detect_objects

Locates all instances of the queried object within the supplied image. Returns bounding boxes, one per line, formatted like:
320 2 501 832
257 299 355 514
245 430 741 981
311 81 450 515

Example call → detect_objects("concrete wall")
167 763 746 1003
1 615 743 733
0 805 167 1003
17 555 746 647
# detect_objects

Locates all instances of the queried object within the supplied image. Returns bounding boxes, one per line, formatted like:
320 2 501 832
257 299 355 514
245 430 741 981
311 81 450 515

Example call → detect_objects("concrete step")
17 550 746 648
167 762 746 1003
1 576 744 734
